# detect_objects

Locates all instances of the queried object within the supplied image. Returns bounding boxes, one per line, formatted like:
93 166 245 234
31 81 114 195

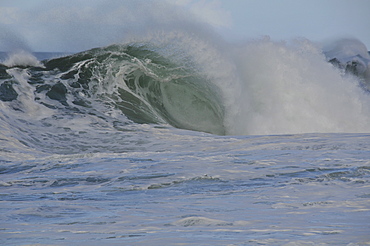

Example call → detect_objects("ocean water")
1 33 370 245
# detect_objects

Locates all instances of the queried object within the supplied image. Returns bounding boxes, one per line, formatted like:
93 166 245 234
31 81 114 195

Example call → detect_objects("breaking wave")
1 33 370 137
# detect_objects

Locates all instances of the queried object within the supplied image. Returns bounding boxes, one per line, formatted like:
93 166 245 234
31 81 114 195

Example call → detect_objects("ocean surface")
1 34 370 245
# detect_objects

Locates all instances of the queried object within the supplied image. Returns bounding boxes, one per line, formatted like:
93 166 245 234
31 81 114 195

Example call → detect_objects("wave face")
42 43 225 135
1 34 370 138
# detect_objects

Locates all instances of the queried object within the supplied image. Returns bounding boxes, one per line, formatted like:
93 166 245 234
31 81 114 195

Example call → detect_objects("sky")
0 0 369 52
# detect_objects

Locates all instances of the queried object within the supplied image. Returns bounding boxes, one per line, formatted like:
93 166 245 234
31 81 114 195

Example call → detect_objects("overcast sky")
0 0 369 52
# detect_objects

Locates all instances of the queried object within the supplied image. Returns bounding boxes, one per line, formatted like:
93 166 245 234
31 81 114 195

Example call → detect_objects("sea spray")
2 50 45 68
227 38 370 135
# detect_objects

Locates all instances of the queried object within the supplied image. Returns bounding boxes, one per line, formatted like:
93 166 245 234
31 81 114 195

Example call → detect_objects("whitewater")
1 7 370 246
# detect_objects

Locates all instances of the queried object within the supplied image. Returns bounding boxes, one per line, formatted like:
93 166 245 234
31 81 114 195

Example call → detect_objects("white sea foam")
173 216 232 227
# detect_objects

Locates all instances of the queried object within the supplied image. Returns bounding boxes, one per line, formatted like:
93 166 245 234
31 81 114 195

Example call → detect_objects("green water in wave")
44 44 225 135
